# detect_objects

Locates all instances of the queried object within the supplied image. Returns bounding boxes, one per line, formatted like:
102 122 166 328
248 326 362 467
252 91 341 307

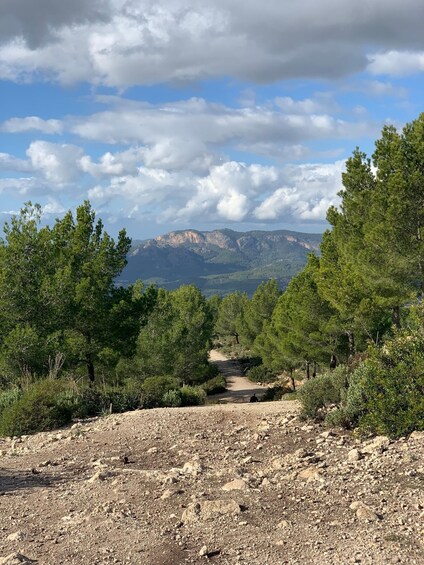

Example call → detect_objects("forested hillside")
118 228 321 296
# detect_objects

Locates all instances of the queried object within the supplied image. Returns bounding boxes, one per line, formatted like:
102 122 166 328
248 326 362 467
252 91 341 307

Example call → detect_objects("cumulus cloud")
254 161 345 222
26 141 84 185
367 50 424 76
86 156 344 228
0 1 424 85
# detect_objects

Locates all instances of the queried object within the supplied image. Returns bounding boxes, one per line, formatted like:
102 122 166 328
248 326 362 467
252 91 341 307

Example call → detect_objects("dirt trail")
208 349 267 403
0 401 423 564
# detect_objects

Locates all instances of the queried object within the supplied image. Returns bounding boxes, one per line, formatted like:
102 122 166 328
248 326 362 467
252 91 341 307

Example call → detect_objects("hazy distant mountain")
118 228 322 296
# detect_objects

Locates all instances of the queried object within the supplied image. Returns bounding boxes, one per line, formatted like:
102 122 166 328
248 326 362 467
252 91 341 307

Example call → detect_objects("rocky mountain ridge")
119 228 322 296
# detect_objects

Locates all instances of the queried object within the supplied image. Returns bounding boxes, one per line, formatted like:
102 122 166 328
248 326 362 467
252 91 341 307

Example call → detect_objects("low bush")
0 388 22 417
247 365 277 384
179 385 206 406
349 333 424 437
0 379 73 436
261 386 285 401
299 365 350 420
141 376 181 408
162 389 182 407
201 375 226 395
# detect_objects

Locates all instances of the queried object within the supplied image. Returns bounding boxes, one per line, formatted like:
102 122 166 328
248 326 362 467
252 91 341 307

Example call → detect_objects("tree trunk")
86 333 95 383
330 354 337 370
233 332 239 345
312 361 317 378
87 357 95 383
305 361 310 380
290 368 296 392
347 331 355 358
392 306 401 329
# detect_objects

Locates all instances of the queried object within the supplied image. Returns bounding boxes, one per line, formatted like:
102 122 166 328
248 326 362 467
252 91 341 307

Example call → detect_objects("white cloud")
367 80 407 97
68 97 372 166
26 141 84 185
0 152 32 172
0 177 40 196
1 116 63 134
367 50 424 76
254 161 345 222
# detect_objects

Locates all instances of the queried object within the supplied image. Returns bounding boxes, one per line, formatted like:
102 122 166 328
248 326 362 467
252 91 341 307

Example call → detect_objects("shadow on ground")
0 468 64 494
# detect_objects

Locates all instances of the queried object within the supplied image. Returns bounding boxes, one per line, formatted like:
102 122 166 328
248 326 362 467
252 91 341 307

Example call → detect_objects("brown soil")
0 357 423 565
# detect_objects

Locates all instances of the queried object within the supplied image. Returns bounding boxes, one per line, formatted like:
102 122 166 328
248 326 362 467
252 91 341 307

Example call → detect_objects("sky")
0 0 423 240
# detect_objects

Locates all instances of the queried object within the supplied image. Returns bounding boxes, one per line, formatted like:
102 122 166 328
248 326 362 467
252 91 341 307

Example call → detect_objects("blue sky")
0 0 423 240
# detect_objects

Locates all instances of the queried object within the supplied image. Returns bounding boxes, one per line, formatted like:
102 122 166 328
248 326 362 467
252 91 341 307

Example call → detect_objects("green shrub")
141 376 181 408
261 386 285 401
349 333 424 437
162 389 182 407
0 388 22 417
247 365 277 383
299 365 350 420
179 386 206 406
0 379 73 436
201 375 226 395
101 384 141 414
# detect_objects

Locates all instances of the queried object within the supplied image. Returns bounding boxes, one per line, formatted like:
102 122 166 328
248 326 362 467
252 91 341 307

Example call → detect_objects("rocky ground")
0 398 423 565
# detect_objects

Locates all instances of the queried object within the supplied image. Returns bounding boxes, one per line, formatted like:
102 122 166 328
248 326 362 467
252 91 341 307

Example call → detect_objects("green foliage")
162 389 182 407
0 201 133 385
215 291 248 342
247 365 277 383
238 279 282 347
0 379 73 436
140 376 181 408
256 255 337 373
134 285 213 383
179 385 206 406
349 332 424 437
0 388 22 417
261 386 286 402
299 365 350 420
201 375 226 395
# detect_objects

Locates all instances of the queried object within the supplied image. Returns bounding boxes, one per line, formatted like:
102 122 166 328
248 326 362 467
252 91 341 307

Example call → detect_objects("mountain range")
118 228 322 296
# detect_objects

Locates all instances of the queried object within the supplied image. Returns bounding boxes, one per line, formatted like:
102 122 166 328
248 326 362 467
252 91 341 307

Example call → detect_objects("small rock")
147 447 158 454
182 499 241 523
277 520 291 529
222 479 248 491
361 436 390 455
198 546 208 557
347 449 363 462
6 532 25 542
182 460 203 475
0 553 35 565
87 470 110 483
297 467 322 482
350 501 380 521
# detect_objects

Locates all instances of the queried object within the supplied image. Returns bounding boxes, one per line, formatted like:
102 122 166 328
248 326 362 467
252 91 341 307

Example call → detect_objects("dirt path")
0 403 422 564
208 349 268 403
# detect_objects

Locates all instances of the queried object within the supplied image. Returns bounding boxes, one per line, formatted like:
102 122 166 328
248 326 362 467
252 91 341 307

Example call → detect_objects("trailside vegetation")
0 202 217 436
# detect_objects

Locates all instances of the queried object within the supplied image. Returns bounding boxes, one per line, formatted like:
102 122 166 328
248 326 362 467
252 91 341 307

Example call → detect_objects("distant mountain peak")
121 227 322 296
